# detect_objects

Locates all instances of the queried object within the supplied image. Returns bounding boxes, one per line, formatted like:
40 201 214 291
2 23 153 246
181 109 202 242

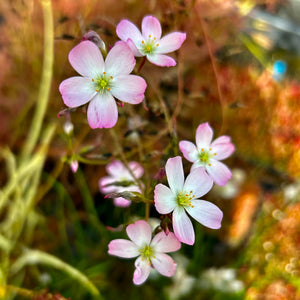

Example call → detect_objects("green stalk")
11 249 102 298
21 0 54 162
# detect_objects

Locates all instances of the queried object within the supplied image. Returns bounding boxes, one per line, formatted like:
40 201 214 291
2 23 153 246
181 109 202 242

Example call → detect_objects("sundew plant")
2 0 300 299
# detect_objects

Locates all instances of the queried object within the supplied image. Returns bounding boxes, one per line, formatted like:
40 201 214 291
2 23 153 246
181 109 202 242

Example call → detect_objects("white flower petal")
147 54 176 67
113 197 132 207
133 256 151 285
59 77 96 108
87 92 118 129
126 220 152 247
179 140 198 163
154 184 177 214
206 159 232 186
68 41 104 78
186 200 223 229
156 32 186 54
166 156 184 194
211 143 235 160
116 20 143 47
173 207 195 245
151 253 177 277
108 239 139 258
110 74 146 104
195 122 213 149
128 161 144 179
98 176 117 194
151 231 181 253
106 160 127 178
183 167 213 198
142 16 162 40
105 42 136 76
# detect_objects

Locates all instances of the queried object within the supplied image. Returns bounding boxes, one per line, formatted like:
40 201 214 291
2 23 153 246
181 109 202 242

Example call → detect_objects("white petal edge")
126 220 152 247
165 156 184 194
195 122 213 149
151 231 181 253
68 41 104 78
151 253 177 277
154 184 177 214
173 207 195 245
186 200 223 229
108 239 139 258
133 256 151 285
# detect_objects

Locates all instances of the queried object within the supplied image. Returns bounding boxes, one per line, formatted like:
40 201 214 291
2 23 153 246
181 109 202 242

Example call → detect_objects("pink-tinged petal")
133 257 151 285
87 93 118 129
183 167 213 198
111 74 146 104
105 41 136 76
68 41 104 78
147 54 176 67
211 143 235 160
116 19 143 46
179 140 198 163
151 231 181 253
211 135 231 145
166 156 184 194
186 200 223 229
128 161 144 178
113 197 131 207
142 16 162 40
59 77 96 108
106 160 127 178
154 184 177 214
206 159 232 186
99 176 117 194
108 239 139 258
190 162 205 172
126 220 152 247
173 207 195 245
126 38 144 57
195 122 213 149
151 253 177 277
156 32 186 54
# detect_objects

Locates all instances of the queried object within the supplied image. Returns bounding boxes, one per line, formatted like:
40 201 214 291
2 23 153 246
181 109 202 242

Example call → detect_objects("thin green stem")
21 0 54 161
10 249 102 298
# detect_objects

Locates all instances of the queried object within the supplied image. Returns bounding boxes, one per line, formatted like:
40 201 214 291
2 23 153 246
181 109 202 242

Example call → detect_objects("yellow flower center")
139 245 155 265
177 191 195 208
141 35 159 55
92 72 113 93
198 148 217 166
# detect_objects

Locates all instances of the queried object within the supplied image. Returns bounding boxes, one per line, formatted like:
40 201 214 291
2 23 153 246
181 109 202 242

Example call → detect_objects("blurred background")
0 0 300 299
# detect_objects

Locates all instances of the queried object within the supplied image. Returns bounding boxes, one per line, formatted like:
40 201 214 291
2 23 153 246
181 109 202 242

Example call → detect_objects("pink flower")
179 122 235 186
116 15 186 67
59 41 147 129
99 160 144 207
154 156 223 245
108 220 181 285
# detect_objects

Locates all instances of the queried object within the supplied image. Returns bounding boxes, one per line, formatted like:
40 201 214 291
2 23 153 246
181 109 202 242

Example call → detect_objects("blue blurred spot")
272 60 287 81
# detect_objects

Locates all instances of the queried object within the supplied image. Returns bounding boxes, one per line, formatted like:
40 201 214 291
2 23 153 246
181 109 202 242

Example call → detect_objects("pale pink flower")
116 15 186 67
59 41 147 129
108 220 181 285
99 160 144 207
179 122 235 186
154 156 223 245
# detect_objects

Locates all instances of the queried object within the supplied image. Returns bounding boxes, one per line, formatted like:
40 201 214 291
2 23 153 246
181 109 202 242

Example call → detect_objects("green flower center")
198 148 217 166
92 72 113 93
139 245 155 265
141 35 159 55
176 191 195 208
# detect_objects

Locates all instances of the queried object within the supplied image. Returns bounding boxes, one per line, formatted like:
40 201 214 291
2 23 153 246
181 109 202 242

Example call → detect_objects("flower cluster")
59 15 235 286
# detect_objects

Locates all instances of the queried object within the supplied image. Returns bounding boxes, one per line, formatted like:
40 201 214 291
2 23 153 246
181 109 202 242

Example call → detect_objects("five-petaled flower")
108 220 181 285
116 15 186 67
154 156 223 245
59 40 147 129
179 122 235 186
99 160 144 207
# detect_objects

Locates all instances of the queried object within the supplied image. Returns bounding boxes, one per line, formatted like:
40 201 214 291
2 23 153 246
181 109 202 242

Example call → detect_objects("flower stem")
11 249 102 299
137 56 147 74
21 0 54 162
